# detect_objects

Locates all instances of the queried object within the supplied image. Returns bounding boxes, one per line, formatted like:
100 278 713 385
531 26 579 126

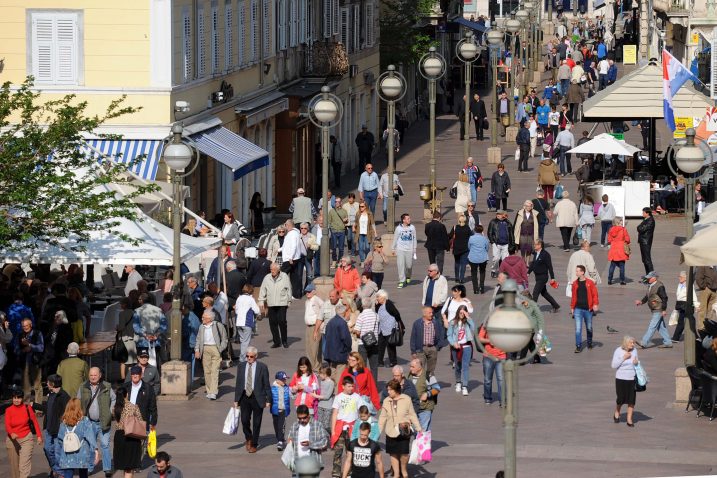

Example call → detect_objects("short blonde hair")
621 335 635 351
612 217 623 226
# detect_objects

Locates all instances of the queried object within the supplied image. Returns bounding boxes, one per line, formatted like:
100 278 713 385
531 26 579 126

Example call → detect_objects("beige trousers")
202 345 222 395
6 434 35 478
305 325 322 370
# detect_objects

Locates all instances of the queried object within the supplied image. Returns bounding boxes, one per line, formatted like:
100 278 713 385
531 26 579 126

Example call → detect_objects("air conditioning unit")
349 64 359 78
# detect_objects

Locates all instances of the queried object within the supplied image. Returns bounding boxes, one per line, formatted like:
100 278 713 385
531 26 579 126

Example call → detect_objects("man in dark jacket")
424 212 450 273
234 346 271 452
125 365 158 430
42 374 70 476
41 283 78 335
471 94 487 141
409 306 448 378
354 125 375 171
637 207 655 275
323 303 352 382
635 271 672 348
16 318 44 400
488 210 515 277
527 240 560 312
247 248 272 287
225 260 246 310
516 120 531 172
456 95 468 140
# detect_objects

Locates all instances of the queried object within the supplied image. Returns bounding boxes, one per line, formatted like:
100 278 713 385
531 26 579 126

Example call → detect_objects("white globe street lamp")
377 65 406 228
419 47 446 205
456 31 481 161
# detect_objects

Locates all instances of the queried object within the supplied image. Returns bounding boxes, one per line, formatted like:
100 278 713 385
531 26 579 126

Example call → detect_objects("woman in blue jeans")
353 201 377 264
447 305 476 396
450 215 472 283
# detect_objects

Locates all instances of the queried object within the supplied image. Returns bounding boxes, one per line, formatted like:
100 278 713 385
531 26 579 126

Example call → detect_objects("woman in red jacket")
289 356 320 416
338 352 380 412
5 388 42 478
607 217 630 285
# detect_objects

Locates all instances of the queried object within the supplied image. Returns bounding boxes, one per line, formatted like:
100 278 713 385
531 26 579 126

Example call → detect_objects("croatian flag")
663 49 698 131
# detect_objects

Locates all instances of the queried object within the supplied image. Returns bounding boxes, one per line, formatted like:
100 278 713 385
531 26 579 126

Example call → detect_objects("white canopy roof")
582 64 712 120
567 133 642 156
681 223 717 266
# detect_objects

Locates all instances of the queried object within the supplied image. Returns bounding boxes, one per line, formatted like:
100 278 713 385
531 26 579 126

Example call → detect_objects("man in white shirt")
343 194 360 256
279 219 306 299
124 265 142 297
357 164 382 216
598 58 610 90
303 284 324 369
555 125 576 176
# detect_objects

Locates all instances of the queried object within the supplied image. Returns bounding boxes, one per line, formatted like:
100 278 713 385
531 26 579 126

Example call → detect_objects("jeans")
304 256 314 282
313 252 321 278
43 430 60 472
573 308 593 348
426 249 445 273
237 326 252 362
599 74 608 90
558 146 572 174
482 356 504 402
641 311 672 347
358 234 370 263
608 261 625 283
468 260 487 292
560 78 570 95
538 219 548 241
451 345 473 388
600 220 612 245
469 183 478 203
417 410 433 431
346 227 357 255
89 420 112 472
331 231 345 262
382 196 389 223
454 252 469 282
358 344 379 379
364 189 379 216
372 272 384 289
61 470 88 478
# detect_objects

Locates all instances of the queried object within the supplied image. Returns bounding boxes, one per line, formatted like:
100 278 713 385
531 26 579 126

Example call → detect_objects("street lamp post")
419 47 447 196
671 128 707 367
516 5 529 95
456 31 479 161
377 65 407 228
162 123 196 361
308 86 343 278
504 15 522 127
479 279 537 478
486 25 505 149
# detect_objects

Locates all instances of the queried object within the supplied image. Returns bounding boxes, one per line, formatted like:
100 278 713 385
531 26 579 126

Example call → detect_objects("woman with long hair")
289 356 320 415
378 379 422 478
112 387 144 477
447 305 477 396
56 398 97 478
353 201 377 265
338 352 380 413
249 192 265 235
450 214 472 284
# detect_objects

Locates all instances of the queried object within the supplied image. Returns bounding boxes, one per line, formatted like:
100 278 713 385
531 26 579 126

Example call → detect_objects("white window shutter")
340 7 349 52
182 12 193 81
211 4 219 73
32 17 54 83
238 3 246 66
352 4 359 52
197 7 206 76
323 0 330 38
712 27 717 99
263 0 271 58
55 18 77 83
278 0 287 50
290 0 298 47
332 0 340 36
251 0 258 62
365 2 374 47
225 1 233 71
31 13 79 85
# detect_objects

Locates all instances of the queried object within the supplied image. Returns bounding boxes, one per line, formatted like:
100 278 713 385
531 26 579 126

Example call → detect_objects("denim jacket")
55 417 97 470
446 319 477 345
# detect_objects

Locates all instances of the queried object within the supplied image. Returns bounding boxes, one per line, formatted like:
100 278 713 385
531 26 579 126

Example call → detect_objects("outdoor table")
78 331 116 379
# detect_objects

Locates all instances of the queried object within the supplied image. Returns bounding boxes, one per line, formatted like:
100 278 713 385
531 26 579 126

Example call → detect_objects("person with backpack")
234 284 260 364
55 398 98 478
487 210 515 278
195 309 228 400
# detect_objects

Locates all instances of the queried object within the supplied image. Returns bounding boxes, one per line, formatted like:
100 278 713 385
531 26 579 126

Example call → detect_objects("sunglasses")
246 354 257 359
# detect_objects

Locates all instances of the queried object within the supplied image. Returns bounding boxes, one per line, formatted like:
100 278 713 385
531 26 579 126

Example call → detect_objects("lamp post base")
505 126 519 143
674 366 690 405
381 233 395 256
487 146 502 164
542 23 555 36
311 276 335 301
159 360 193 400
533 70 543 84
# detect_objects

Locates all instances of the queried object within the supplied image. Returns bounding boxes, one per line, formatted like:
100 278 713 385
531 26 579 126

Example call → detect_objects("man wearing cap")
357 163 381 217
56 341 88 397
195 309 228 399
126 348 161 395
635 271 672 348
124 363 158 432
289 188 317 226
355 124 375 171
303 284 324 370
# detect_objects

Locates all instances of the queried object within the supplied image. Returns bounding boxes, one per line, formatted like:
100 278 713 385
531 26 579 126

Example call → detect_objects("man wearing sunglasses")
286 404 329 467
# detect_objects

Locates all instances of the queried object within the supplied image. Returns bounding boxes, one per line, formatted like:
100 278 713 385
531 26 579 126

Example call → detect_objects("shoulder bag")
124 414 148 439
361 312 379 347
111 331 128 363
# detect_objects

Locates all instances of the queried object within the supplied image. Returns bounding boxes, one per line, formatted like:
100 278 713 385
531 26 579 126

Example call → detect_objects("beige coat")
537 160 558 186
553 198 579 228
378 393 422 438
566 249 601 285
513 209 540 244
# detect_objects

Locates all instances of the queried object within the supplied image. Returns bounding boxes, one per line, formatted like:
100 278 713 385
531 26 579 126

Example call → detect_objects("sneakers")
406 277 411 284
277 441 285 451
462 387 469 396
455 383 462 392
574 346 582 353
397 281 404 288
206 393 217 400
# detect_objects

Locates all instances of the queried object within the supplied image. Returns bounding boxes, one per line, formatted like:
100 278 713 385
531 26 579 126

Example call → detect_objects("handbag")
635 361 649 387
409 431 432 465
501 115 510 127
222 407 240 435
482 118 489 130
387 324 403 346
111 332 128 363
361 331 378 347
668 310 679 327
281 442 296 471
124 415 148 439
146 429 157 458
25 405 36 435
449 185 458 199
398 422 412 437
623 242 631 256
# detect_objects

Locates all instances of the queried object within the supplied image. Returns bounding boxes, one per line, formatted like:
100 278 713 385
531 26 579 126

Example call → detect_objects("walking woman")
55 398 97 478
365 241 388 289
606 217 630 285
353 201 377 265
440 285 474 330
578 196 596 245
378 380 422 478
490 164 511 211
450 214 472 284
338 352 381 413
467 225 490 294
375 290 403 368
5 388 42 478
112 387 144 477
289 356 320 416
513 200 539 264
117 297 137 381
553 191 579 251
447 305 476 396
611 336 639 427
249 192 265 236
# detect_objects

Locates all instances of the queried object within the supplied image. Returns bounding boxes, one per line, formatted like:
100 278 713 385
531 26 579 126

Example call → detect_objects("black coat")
424 220 450 251
124 380 158 426
43 389 70 436
637 215 655 246
450 225 472 256
247 258 271 287
470 99 487 120
225 269 246 306
528 249 555 279
487 218 515 246
235 360 271 406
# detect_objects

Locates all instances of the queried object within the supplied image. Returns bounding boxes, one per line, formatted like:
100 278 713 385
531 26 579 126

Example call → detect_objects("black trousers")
426 248 445 273
281 259 303 299
268 306 288 346
332 161 342 187
240 393 264 446
672 301 686 341
358 151 372 171
639 243 653 274
559 227 573 250
474 119 485 140
518 144 530 172
378 334 397 366
469 260 488 293
532 274 560 309
460 118 467 140
272 411 287 443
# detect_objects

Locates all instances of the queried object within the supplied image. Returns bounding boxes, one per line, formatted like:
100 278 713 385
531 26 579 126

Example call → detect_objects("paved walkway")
3 103 716 478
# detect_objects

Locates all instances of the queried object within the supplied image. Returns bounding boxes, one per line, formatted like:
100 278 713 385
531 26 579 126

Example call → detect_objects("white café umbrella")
567 133 642 156
681 223 717 266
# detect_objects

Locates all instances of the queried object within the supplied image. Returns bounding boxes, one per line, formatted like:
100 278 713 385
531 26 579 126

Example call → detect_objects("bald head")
89 367 101 385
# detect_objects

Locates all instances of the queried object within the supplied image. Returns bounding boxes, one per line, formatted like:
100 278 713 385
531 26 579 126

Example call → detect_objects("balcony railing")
654 0 691 14
302 41 349 77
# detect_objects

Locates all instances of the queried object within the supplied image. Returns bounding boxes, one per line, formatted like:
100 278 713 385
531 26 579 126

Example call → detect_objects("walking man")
194 309 228 400
597 194 616 247
637 207 655 275
472 93 487 141
355 125 375 171
555 124 575 176
258 263 292 349
516 120 531 172
357 163 381 217
330 135 343 188
78 367 115 477
528 240 561 313
570 265 599 353
462 157 483 203
234 346 271 453
280 219 306 299
328 197 349 267
42 374 70 477
422 264 448 322
409 306 448 378
424 212 450 273
303 283 324 370
289 188 317 226
487 210 514 277
635 271 672 349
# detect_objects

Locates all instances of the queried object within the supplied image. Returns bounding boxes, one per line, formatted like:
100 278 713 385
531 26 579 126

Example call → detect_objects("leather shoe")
248 445 258 453
270 344 281 349
245 439 252 451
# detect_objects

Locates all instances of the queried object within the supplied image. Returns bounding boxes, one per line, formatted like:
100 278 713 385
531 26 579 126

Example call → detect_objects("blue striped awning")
190 127 269 181
453 17 489 35
85 139 163 180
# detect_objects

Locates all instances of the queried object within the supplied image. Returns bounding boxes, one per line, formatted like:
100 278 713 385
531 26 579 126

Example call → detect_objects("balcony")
301 41 349 78
653 0 691 17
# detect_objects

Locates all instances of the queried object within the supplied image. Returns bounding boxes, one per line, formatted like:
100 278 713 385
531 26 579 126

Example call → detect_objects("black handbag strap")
85 384 101 415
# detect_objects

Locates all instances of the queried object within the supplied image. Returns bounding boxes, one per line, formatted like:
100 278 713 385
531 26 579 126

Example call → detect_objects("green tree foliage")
0 78 158 252
380 0 438 68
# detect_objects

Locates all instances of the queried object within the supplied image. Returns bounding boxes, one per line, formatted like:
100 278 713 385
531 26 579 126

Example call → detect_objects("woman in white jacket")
553 191 579 251
234 284 261 362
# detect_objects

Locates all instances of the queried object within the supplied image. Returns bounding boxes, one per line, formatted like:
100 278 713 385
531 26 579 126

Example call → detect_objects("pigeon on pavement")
606 325 619 334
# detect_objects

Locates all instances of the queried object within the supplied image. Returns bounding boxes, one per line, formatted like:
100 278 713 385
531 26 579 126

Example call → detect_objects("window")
182 11 193 82
299 0 307 44
332 0 339 36
197 6 207 76
211 2 219 73
29 11 81 85
352 4 359 53
323 0 330 38
365 1 374 48
340 7 349 53
277 0 287 51
289 0 298 48
250 0 258 62
225 1 233 71
262 0 272 58
238 1 246 66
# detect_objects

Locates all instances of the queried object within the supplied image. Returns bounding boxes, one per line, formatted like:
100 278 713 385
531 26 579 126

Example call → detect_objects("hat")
67 342 79 355
304 283 316 293
130 365 143 375
138 348 150 358
644 271 659 280
275 371 289 381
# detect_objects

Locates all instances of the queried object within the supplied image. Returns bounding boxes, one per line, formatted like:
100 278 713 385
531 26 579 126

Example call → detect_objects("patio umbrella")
681 223 717 266
567 133 641 156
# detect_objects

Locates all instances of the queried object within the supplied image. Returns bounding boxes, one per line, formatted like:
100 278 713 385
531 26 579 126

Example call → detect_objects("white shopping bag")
222 407 239 435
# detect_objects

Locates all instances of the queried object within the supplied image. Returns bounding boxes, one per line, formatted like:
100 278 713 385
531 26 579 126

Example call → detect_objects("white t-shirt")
549 111 560 126
598 59 609 75
332 392 362 423
529 121 538 138
296 423 311 458
441 297 474 323
343 202 359 223
359 214 369 235
202 324 216 345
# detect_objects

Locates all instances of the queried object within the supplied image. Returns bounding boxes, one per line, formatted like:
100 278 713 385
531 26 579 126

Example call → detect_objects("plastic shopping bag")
635 361 649 387
281 443 296 471
222 407 239 435
408 431 432 465
146 429 157 459
408 437 421 465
